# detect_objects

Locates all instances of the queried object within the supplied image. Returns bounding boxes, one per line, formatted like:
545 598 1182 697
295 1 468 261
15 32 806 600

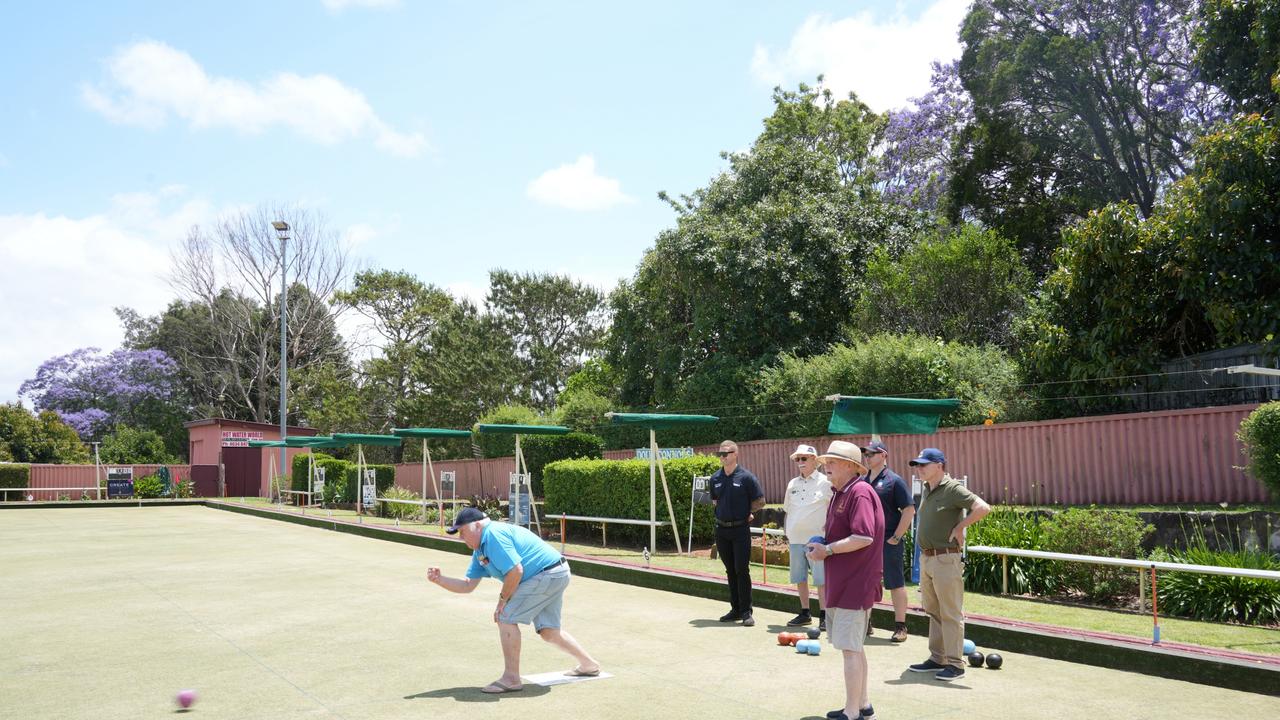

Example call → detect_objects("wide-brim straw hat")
817 440 867 473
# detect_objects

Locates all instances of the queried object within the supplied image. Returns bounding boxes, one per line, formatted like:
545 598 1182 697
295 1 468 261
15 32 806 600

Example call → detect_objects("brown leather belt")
921 547 962 556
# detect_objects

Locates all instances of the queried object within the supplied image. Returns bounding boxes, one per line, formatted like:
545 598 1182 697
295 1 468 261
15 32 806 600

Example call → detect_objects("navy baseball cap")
446 506 487 534
908 448 946 466
861 441 889 456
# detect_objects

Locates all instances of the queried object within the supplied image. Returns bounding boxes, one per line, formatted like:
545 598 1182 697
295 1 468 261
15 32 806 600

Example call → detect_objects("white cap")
790 444 818 459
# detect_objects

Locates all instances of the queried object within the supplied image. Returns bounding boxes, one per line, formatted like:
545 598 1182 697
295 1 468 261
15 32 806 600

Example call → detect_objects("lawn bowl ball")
986 653 1004 669
963 638 976 655
806 627 821 640
967 651 985 668
176 689 197 709
806 642 821 656
796 640 813 653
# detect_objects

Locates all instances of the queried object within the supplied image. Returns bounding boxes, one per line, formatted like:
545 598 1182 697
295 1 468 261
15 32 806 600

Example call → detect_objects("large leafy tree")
0 403 89 464
1196 0 1280 116
485 270 609 410
609 81 928 428
878 61 973 213
854 224 1032 349
18 347 187 456
952 0 1224 272
332 270 454 437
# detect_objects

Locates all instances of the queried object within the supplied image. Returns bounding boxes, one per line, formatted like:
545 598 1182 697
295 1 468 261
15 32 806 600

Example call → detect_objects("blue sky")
0 0 968 402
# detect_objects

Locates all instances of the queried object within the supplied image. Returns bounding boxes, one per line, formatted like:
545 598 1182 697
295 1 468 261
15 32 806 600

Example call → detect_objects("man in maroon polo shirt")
807 440 885 720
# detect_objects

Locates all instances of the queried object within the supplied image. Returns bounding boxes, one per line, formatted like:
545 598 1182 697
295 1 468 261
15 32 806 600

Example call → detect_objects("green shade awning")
606 412 719 429
827 396 961 435
475 423 570 435
283 435 327 447
332 433 403 446
392 427 473 438
248 440 285 447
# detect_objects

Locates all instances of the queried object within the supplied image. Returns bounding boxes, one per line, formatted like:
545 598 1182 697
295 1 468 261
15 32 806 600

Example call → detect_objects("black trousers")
716 525 752 614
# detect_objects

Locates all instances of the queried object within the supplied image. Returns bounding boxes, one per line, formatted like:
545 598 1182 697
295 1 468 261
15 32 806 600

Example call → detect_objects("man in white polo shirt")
783 443 833 630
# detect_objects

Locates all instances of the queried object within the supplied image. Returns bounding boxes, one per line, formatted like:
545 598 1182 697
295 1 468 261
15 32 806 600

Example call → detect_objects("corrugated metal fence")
394 404 1268 506
24 465 192 500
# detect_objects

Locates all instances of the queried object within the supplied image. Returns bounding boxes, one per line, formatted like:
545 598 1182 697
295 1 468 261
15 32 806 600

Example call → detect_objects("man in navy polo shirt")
710 439 765 627
861 440 914 643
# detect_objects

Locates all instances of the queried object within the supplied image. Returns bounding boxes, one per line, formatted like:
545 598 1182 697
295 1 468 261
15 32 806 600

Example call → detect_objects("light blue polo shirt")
465 521 561 583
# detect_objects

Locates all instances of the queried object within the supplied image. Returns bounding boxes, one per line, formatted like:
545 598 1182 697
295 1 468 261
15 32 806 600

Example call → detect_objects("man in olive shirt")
906 448 990 681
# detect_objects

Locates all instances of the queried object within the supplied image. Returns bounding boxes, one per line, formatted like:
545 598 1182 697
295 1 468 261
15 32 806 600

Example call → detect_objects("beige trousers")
919 553 965 668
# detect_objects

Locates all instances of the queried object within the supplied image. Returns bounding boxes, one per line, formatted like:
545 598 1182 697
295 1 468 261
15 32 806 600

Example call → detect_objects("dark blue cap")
861 441 889 456
908 448 946 466
446 506 487 534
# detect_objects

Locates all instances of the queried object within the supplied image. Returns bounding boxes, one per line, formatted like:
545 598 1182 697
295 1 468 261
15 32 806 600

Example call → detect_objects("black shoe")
935 665 966 681
786 612 813 626
719 611 742 622
741 614 755 627
827 705 874 719
818 617 827 632
909 658 946 673
866 622 873 637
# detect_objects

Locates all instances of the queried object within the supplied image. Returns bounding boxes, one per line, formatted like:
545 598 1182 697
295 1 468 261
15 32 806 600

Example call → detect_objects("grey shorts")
498 564 570 632
789 544 825 585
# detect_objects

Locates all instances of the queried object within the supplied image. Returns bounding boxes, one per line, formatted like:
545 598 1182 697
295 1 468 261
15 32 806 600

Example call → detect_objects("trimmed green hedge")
543 455 720 547
291 452 332 492
523 432 605 496
0 463 30 490
341 463 395 504
315 457 353 504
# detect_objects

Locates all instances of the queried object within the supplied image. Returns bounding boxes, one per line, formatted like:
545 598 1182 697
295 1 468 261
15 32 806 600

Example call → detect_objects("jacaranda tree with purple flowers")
19 347 188 458
951 0 1227 273
878 61 973 214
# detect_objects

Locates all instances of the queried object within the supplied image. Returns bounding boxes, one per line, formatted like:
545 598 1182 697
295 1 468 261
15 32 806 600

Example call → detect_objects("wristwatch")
824 544 834 557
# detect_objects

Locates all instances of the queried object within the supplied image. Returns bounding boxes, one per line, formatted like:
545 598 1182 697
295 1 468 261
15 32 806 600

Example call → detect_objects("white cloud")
82 40 426 157
750 0 969 112
340 223 378 251
322 0 399 10
526 155 633 211
0 189 218 402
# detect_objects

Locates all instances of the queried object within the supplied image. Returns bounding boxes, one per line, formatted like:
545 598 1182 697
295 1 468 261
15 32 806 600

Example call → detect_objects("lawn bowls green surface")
2 507 1276 719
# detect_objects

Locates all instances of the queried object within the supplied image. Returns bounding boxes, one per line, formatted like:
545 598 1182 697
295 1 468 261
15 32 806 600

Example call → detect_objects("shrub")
100 425 177 464
314 457 354 504
1041 508 1152 602
965 509 1060 595
380 485 424 520
292 452 333 492
1152 543 1280 624
753 332 1027 439
543 455 720 547
522 432 605 496
468 494 505 521
174 479 194 499
340 463 395 505
0 463 30 493
1238 401 1280 498
133 474 166 499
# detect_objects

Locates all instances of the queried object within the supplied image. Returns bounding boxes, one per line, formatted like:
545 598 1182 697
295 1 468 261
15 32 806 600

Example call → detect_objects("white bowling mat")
523 670 614 687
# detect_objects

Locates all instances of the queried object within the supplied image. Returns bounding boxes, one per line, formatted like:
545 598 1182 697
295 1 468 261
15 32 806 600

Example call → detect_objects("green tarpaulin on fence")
827 396 960 435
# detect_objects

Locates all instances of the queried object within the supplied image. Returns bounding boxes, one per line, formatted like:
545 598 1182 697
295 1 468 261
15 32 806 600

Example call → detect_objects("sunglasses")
794 456 815 463
716 451 735 457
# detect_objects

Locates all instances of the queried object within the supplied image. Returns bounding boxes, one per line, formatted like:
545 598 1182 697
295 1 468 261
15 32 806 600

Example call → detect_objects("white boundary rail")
966 544 1280 644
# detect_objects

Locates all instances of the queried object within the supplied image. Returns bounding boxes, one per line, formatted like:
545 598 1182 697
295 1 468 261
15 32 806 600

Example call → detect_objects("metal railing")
966 544 1280 643
545 513 674 552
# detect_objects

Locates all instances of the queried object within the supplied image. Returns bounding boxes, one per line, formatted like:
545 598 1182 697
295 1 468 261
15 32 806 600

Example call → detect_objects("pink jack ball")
176 689 197 709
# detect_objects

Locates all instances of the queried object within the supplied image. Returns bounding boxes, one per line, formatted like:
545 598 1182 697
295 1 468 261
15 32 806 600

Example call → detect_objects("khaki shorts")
827 607 868 652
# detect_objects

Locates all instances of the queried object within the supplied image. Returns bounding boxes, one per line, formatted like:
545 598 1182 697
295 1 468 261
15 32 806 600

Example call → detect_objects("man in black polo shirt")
710 440 765 627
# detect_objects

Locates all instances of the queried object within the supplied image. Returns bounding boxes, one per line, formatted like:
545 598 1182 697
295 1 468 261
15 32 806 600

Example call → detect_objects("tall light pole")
272 220 290 497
